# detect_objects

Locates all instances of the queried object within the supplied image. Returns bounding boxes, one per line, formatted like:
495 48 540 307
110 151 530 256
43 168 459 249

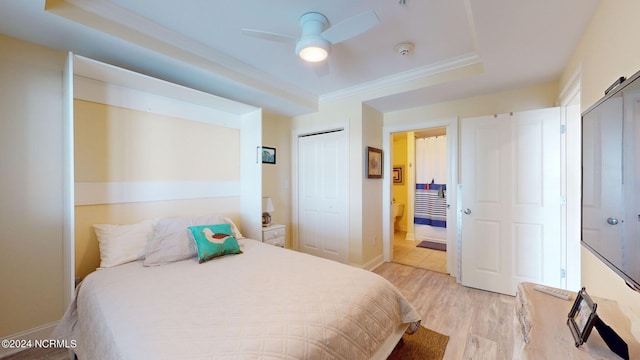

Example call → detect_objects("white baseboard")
360 254 384 271
0 321 58 358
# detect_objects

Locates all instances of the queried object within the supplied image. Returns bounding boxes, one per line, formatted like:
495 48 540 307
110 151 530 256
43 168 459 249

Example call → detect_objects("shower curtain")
414 136 447 242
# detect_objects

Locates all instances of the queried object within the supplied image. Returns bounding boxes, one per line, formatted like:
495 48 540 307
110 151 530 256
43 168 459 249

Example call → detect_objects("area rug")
416 240 447 251
388 326 450 360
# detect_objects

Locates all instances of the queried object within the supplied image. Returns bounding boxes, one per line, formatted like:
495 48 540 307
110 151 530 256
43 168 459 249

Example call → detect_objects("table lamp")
262 197 275 227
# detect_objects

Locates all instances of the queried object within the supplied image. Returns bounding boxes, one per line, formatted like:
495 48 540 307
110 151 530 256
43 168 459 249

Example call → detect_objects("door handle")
464 208 471 215
607 217 619 225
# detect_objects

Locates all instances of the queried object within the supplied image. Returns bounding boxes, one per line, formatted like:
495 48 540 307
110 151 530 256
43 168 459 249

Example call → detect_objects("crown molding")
557 65 581 106
319 52 482 104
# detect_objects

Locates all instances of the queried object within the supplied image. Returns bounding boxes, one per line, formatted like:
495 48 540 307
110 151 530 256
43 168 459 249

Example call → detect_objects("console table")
514 282 640 359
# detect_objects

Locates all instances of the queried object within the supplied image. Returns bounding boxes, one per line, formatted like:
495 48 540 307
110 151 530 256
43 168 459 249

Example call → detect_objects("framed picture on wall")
393 165 404 184
367 147 383 178
262 147 276 164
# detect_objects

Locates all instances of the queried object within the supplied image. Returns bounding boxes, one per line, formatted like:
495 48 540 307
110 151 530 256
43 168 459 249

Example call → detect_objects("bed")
54 215 421 359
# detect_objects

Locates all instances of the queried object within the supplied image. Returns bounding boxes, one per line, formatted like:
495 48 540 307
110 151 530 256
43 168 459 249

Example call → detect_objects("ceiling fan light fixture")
296 37 330 62
299 45 328 62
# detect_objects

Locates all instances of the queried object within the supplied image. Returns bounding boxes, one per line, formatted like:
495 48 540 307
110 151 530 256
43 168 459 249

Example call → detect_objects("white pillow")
144 214 243 266
224 216 244 239
94 218 158 268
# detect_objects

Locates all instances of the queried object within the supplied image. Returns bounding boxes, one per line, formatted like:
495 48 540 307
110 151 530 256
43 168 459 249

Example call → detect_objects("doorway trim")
382 117 459 277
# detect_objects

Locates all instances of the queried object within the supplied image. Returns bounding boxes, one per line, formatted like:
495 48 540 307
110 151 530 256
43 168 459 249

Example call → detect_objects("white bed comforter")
54 239 420 359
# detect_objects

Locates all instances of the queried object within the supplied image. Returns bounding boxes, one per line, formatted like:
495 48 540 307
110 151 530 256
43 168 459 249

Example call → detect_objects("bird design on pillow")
201 228 231 244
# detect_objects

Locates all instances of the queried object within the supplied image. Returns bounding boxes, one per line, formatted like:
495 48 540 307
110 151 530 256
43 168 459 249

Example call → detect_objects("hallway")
392 231 447 273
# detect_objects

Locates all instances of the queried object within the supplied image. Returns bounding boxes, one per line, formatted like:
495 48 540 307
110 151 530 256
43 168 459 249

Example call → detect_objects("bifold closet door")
297 130 348 263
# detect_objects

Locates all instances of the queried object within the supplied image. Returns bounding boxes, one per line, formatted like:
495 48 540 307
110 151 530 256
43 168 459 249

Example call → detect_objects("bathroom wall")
392 133 408 232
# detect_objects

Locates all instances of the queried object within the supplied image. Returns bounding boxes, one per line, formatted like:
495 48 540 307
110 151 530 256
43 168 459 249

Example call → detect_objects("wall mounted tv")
582 71 640 292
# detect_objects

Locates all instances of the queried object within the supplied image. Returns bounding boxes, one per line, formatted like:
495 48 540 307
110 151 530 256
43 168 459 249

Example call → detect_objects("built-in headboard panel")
72 58 256 279
75 198 241 279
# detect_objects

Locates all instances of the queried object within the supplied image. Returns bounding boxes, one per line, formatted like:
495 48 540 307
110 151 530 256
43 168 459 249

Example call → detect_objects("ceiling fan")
241 10 380 66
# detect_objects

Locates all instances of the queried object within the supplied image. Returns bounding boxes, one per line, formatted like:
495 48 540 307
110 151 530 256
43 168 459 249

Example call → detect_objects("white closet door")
297 130 349 263
461 108 562 295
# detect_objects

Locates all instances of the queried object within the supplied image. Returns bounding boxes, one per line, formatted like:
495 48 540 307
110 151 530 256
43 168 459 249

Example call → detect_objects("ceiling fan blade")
241 29 296 44
321 10 380 45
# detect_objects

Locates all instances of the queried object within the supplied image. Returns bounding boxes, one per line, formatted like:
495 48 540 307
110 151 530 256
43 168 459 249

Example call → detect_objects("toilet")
393 203 404 221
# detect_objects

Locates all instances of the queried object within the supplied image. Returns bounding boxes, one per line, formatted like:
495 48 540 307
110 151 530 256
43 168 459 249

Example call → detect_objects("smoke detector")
395 42 414 56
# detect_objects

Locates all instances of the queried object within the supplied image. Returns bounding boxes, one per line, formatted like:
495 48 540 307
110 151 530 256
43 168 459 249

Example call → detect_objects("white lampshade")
262 197 275 213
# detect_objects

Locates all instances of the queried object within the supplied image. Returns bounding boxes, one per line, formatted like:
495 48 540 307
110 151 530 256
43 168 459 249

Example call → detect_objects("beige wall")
559 0 640 324
262 112 292 246
74 100 240 182
362 103 384 265
0 35 66 338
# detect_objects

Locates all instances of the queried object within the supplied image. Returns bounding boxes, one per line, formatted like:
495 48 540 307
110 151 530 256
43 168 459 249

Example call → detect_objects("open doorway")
391 128 448 273
382 117 458 278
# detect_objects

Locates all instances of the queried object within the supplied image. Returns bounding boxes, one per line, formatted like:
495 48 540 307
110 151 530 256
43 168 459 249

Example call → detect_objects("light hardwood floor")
392 230 448 273
374 262 516 360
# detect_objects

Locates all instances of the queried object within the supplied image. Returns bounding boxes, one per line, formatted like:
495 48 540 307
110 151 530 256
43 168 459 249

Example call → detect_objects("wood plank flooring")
392 231 448 273
6 262 515 360
374 262 515 360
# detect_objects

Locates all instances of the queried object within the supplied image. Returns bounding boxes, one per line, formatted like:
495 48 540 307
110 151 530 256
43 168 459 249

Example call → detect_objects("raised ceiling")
0 0 599 116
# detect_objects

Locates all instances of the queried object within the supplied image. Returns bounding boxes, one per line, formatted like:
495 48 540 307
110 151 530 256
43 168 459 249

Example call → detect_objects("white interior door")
297 130 348 263
461 108 563 295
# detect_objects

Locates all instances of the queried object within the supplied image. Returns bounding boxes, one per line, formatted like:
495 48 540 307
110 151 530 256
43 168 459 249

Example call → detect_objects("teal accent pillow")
187 223 241 263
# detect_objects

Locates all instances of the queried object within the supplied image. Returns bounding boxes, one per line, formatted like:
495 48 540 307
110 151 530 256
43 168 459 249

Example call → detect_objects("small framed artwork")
393 165 404 184
567 287 598 347
262 147 276 164
367 147 383 179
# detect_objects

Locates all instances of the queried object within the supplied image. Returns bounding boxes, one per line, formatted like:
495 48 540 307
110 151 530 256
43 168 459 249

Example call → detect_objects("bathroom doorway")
391 127 449 274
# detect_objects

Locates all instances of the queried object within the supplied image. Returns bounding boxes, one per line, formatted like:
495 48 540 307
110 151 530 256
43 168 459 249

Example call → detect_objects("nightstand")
262 224 285 247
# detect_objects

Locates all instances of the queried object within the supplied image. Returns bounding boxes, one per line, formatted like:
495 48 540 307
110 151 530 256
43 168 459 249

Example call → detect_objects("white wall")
0 35 66 342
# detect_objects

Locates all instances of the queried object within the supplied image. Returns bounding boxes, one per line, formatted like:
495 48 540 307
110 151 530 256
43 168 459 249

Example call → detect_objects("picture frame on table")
567 287 598 346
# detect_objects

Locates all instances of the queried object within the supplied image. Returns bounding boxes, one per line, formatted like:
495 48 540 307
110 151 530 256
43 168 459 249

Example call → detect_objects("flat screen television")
582 71 640 292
